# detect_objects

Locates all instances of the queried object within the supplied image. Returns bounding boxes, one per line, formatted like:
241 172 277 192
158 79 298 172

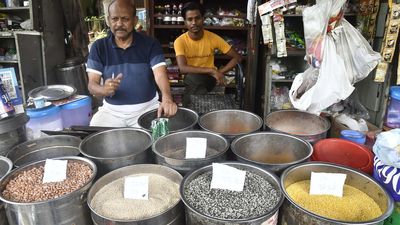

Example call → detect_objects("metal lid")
0 113 29 134
28 85 77 101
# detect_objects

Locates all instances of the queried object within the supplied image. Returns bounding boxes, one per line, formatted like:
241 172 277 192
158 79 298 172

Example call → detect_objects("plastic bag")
289 36 354 114
373 129 400 168
335 19 381 83
303 0 346 68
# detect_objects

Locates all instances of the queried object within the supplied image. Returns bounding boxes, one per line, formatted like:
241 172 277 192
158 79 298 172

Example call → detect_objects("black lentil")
184 170 280 220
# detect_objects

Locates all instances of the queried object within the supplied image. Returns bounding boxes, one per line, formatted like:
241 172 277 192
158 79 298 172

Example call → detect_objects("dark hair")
181 2 204 19
107 0 136 17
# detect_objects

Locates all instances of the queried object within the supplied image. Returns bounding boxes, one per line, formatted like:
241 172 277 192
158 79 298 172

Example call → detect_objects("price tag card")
210 163 246 192
185 137 207 159
42 159 68 183
124 176 149 200
309 172 347 197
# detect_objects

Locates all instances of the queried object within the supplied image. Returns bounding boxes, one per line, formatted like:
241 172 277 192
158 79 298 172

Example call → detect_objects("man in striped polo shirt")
86 0 177 127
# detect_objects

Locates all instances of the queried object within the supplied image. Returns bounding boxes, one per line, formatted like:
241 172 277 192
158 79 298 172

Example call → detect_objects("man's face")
184 10 204 34
108 0 137 40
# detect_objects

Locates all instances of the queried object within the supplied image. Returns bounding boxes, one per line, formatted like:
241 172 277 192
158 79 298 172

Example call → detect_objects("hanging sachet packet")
151 118 169 141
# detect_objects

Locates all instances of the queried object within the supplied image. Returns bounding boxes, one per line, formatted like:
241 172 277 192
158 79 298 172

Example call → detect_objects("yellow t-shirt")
173 30 232 69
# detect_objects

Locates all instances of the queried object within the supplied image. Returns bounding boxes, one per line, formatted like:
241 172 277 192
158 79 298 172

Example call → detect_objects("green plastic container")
384 202 400 225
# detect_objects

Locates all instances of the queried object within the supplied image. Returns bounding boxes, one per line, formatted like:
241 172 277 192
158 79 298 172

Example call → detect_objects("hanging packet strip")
42 159 68 183
124 176 149 200
210 163 246 192
151 118 169 141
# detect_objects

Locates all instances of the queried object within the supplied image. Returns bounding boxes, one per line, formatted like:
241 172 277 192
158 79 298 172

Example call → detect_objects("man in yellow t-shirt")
174 1 242 106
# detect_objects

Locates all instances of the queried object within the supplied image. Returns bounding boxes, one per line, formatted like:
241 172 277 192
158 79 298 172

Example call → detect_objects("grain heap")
184 170 280 219
2 161 93 202
286 180 383 222
91 173 180 220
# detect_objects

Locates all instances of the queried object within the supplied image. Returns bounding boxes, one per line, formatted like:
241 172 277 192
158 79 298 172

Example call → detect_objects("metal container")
153 130 229 175
56 57 89 95
138 107 199 133
265 110 330 144
0 156 97 225
0 156 12 225
280 162 394 225
87 164 184 225
199 110 263 141
0 113 29 156
181 162 283 225
7 135 81 168
231 132 313 174
79 128 152 178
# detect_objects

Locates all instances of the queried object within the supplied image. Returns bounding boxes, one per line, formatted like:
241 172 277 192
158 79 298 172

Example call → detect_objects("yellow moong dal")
286 180 382 222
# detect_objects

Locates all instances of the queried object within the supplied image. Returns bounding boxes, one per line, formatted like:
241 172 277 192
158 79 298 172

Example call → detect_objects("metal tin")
0 77 15 119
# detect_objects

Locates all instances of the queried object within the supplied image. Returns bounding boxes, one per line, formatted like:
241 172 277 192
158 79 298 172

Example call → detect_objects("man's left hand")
158 99 178 118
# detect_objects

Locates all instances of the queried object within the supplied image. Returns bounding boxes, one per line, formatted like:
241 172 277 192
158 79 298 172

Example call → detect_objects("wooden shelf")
0 32 14 38
283 13 357 17
0 60 18 64
272 79 294 83
269 48 305 57
154 14 247 19
0 7 29 12
153 24 248 31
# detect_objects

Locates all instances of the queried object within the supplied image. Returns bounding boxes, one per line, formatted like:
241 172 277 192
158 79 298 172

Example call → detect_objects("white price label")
185 137 207 159
210 163 246 192
309 172 347 197
124 176 149 200
42 159 68 183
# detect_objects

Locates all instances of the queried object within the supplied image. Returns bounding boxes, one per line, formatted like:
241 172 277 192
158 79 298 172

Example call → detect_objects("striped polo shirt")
86 31 165 109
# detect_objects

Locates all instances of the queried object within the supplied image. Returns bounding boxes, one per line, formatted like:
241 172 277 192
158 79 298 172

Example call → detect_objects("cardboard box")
329 116 380 139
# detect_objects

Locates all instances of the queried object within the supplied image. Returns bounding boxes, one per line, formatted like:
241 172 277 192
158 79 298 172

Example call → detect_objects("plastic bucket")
312 138 374 174
61 96 92 128
26 105 63 139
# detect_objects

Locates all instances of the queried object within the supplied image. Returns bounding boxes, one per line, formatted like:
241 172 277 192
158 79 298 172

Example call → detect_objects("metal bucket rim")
138 107 199 133
0 156 13 177
152 130 229 162
180 161 284 222
87 164 183 222
231 131 313 167
280 161 395 224
198 109 263 136
79 128 152 160
0 156 97 205
265 110 331 136
7 135 81 167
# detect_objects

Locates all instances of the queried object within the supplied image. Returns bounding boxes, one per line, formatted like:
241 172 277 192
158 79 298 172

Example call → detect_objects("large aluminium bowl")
280 162 394 225
231 132 313 174
199 110 263 141
152 130 229 175
7 135 81 168
265 110 330 144
0 156 96 225
138 107 199 133
87 164 184 225
79 128 152 178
